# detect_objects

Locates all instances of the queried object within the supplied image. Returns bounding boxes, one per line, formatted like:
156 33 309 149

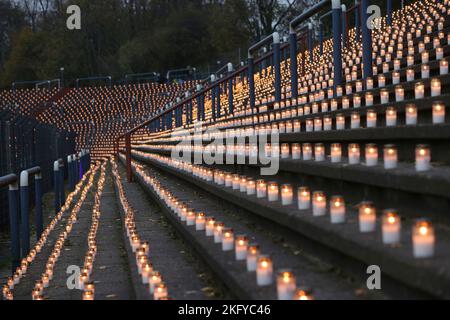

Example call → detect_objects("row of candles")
111 161 169 300
135 152 436 260
80 162 108 301
125 156 313 300
31 163 101 301
2 165 97 301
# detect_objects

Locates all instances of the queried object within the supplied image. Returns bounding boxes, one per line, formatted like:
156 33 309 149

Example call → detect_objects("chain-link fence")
0 110 76 229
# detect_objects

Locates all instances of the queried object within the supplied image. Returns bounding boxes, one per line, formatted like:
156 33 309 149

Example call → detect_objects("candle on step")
336 114 345 130
281 184 293 206
406 68 415 82
149 272 162 294
366 110 377 128
256 256 273 286
386 107 397 127
440 59 448 75
247 180 256 196
292 143 301 159
356 80 363 92
351 113 360 129
380 89 389 104
416 145 431 172
235 235 249 261
312 191 327 217
433 102 446 124
303 143 313 161
281 143 290 159
324 116 332 130
392 71 400 85
195 212 206 231
277 270 297 300
247 244 260 272
365 144 379 167
359 202 376 233
342 97 350 109
298 187 311 210
384 145 398 169
382 210 401 245
240 177 247 193
421 51 429 63
407 55 414 66
331 143 342 163
436 47 444 60
330 196 346 224
268 182 279 202
412 220 435 259
395 86 404 102
142 264 153 284
232 174 240 190
366 78 374 90
422 64 430 78
406 104 418 125
415 82 425 99
256 180 267 199
378 75 386 87
82 290 94 301
431 78 441 97
214 222 225 243
314 143 325 162
348 144 361 165
154 283 168 300
222 228 234 251
293 289 314 300
205 217 216 236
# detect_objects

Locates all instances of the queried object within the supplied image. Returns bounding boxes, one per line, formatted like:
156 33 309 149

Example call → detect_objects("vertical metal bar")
248 56 255 110
228 78 234 114
274 36 281 103
20 175 30 258
216 85 221 118
361 0 373 79
342 5 347 48
289 31 298 99
319 22 324 55
355 1 360 42
126 133 132 183
35 173 43 240
332 0 343 89
308 23 314 62
211 86 216 120
387 0 393 26
54 163 60 214
59 167 65 206
8 182 20 272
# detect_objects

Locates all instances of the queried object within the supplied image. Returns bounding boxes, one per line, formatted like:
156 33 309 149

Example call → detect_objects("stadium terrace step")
127 152 450 299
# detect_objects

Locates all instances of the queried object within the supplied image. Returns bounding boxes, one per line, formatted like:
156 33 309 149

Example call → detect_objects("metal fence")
0 110 76 228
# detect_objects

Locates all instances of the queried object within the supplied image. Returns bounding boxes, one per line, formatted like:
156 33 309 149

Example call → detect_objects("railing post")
342 4 347 48
216 85 221 118
355 0 360 42
273 33 282 104
387 0 393 26
319 22 324 55
227 63 234 114
35 172 43 240
126 133 132 183
20 172 30 258
248 55 255 111
332 0 343 89
361 0 373 79
54 161 61 214
289 29 298 99
211 75 216 120
67 155 73 191
8 180 20 272
308 23 314 62
60 161 65 205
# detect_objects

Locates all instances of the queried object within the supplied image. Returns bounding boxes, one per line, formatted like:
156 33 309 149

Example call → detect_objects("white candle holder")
348 144 361 165
312 191 327 217
382 210 401 245
412 220 435 259
384 145 398 170
298 187 311 210
432 102 446 124
431 78 441 97
336 114 345 130
405 104 418 125
331 143 342 163
386 107 397 127
359 202 377 233
314 143 325 162
246 245 260 272
235 236 249 261
416 144 431 172
330 196 346 224
256 256 273 286
277 270 297 300
222 229 234 251
351 113 360 129
268 182 279 202
281 184 294 206
415 82 425 99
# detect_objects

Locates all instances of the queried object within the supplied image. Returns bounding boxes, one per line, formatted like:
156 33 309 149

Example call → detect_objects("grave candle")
351 113 360 129
384 145 398 169
324 116 332 131
292 144 301 159
257 180 267 199
281 184 294 206
359 202 377 233
247 180 256 196
82 290 94 301
365 92 374 106
314 143 325 162
235 236 249 261
240 177 247 193
247 244 260 272
312 191 327 217
331 143 342 163
433 101 446 124
365 144 379 167
336 114 345 130
431 78 441 97
380 89 389 104
303 143 313 160
196 212 206 231
406 104 418 125
257 256 274 286
416 144 431 172
205 217 216 237
422 64 430 78
222 229 235 251
232 174 240 190
415 82 425 99
268 182 279 202
436 47 444 60
407 55 414 66
392 71 400 85
378 75 386 87
412 220 435 259
281 143 290 159
330 196 346 224
214 222 225 243
366 78 374 90
293 289 314 300
154 283 168 300
395 86 404 102
382 210 401 245
142 264 153 284
348 144 361 165
342 97 350 109
421 51 429 63
386 107 397 127
406 68 415 82
277 270 297 300
440 59 448 74
298 187 311 210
